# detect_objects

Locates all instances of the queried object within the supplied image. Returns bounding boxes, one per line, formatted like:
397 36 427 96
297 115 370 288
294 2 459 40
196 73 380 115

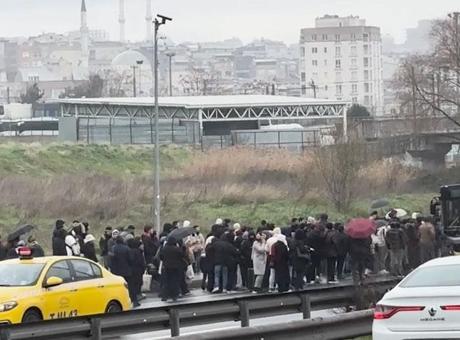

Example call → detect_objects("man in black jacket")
349 237 372 285
306 225 326 283
333 224 350 280
52 228 67 256
28 236 45 257
324 223 338 283
127 238 146 307
210 233 239 293
385 222 406 276
160 237 186 302
99 227 112 268
111 237 135 303
52 220 67 256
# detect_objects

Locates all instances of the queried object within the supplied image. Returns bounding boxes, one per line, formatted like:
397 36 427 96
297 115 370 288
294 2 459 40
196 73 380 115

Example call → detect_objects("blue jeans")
214 264 228 290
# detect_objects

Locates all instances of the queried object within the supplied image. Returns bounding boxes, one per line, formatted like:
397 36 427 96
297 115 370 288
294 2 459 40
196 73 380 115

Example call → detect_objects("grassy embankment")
0 142 456 250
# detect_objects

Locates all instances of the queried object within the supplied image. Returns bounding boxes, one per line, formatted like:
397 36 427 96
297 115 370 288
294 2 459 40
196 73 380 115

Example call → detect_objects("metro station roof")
58 95 347 109
58 95 349 121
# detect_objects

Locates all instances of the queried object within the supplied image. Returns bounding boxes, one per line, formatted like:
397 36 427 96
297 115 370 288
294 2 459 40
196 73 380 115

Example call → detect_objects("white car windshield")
401 264 460 288
0 263 45 287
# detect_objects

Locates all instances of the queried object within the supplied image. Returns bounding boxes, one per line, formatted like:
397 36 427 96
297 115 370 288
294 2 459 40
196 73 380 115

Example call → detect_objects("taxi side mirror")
44 276 63 288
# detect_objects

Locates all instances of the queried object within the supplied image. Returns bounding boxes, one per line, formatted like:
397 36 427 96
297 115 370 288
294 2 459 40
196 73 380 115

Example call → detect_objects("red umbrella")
345 218 376 239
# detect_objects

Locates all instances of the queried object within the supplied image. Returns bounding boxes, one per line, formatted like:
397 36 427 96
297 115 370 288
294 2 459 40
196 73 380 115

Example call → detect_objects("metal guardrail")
0 278 398 340
174 309 374 340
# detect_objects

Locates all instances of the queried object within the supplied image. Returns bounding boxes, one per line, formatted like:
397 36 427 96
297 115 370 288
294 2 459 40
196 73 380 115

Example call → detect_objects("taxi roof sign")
17 246 33 259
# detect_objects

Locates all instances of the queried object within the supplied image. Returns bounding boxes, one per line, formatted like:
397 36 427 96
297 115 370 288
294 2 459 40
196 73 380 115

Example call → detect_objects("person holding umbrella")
345 218 376 285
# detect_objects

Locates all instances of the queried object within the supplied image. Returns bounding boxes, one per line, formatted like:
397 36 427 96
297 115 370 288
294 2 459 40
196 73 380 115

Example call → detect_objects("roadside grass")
0 142 445 253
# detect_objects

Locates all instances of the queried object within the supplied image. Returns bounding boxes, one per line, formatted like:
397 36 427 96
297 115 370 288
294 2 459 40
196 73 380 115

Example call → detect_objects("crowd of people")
0 210 451 307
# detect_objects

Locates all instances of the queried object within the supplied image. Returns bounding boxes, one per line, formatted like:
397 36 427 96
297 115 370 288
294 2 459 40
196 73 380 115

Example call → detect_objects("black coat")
142 234 159 265
6 248 18 259
129 248 146 277
292 240 310 269
111 243 132 277
52 229 67 256
349 237 371 258
82 242 98 262
160 244 186 269
333 232 350 257
211 239 239 267
0 244 7 261
99 236 110 256
324 229 338 258
306 229 326 257
30 244 45 258
240 239 253 267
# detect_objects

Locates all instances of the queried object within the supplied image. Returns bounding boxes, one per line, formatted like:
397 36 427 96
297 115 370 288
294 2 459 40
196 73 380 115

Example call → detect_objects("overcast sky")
1 0 459 44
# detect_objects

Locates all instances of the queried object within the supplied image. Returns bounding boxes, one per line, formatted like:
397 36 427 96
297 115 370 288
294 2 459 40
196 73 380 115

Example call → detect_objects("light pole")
166 52 175 96
137 60 144 96
131 65 137 97
152 14 172 233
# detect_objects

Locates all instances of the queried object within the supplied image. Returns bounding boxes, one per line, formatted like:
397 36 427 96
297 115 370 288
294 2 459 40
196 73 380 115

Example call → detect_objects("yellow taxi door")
69 259 106 315
41 260 79 320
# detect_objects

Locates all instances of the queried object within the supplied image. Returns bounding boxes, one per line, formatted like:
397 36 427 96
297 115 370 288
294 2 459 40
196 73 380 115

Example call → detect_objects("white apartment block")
300 15 384 115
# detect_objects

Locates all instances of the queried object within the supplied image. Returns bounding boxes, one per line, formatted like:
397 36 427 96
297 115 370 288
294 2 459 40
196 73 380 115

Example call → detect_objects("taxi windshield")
0 263 45 287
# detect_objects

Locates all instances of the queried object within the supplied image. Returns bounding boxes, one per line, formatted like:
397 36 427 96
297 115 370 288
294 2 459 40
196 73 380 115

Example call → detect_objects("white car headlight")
0 301 18 312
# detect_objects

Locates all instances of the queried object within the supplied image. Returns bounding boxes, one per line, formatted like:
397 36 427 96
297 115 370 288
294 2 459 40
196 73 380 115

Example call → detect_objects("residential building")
299 15 384 115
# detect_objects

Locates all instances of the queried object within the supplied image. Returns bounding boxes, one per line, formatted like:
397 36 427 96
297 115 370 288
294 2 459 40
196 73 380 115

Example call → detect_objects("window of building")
364 70 369 81
351 58 357 66
301 72 306 82
352 97 358 103
351 33 357 41
351 46 357 56
335 46 341 57
363 57 369 67
363 33 369 42
335 59 341 69
335 34 341 42
364 95 370 105
300 47 305 57
322 34 328 41
364 83 370 92
324 47 328 53
312 60 318 67
312 47 318 54
363 44 369 54
336 84 342 95
325 85 328 91
352 84 358 93
312 34 317 41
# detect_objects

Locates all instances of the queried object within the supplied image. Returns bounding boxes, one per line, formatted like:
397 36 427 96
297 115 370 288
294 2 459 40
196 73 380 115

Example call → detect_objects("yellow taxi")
0 248 131 324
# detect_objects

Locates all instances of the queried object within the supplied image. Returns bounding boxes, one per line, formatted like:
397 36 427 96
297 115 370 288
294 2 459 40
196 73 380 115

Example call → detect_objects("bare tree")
180 66 223 95
312 142 370 212
394 14 460 126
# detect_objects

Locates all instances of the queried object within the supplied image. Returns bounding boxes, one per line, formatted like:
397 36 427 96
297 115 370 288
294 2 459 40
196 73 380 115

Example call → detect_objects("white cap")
183 220 191 228
215 218 223 225
233 223 241 230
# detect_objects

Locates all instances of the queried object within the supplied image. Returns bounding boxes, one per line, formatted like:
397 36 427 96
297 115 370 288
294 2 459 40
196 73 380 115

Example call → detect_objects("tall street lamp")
152 14 172 233
166 51 176 96
137 60 144 96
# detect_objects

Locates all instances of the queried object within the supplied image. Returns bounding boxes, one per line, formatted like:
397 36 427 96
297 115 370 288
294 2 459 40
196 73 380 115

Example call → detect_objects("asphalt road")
113 276 372 339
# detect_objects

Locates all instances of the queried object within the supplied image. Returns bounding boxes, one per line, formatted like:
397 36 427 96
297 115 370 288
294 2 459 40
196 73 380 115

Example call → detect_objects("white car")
373 256 460 339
